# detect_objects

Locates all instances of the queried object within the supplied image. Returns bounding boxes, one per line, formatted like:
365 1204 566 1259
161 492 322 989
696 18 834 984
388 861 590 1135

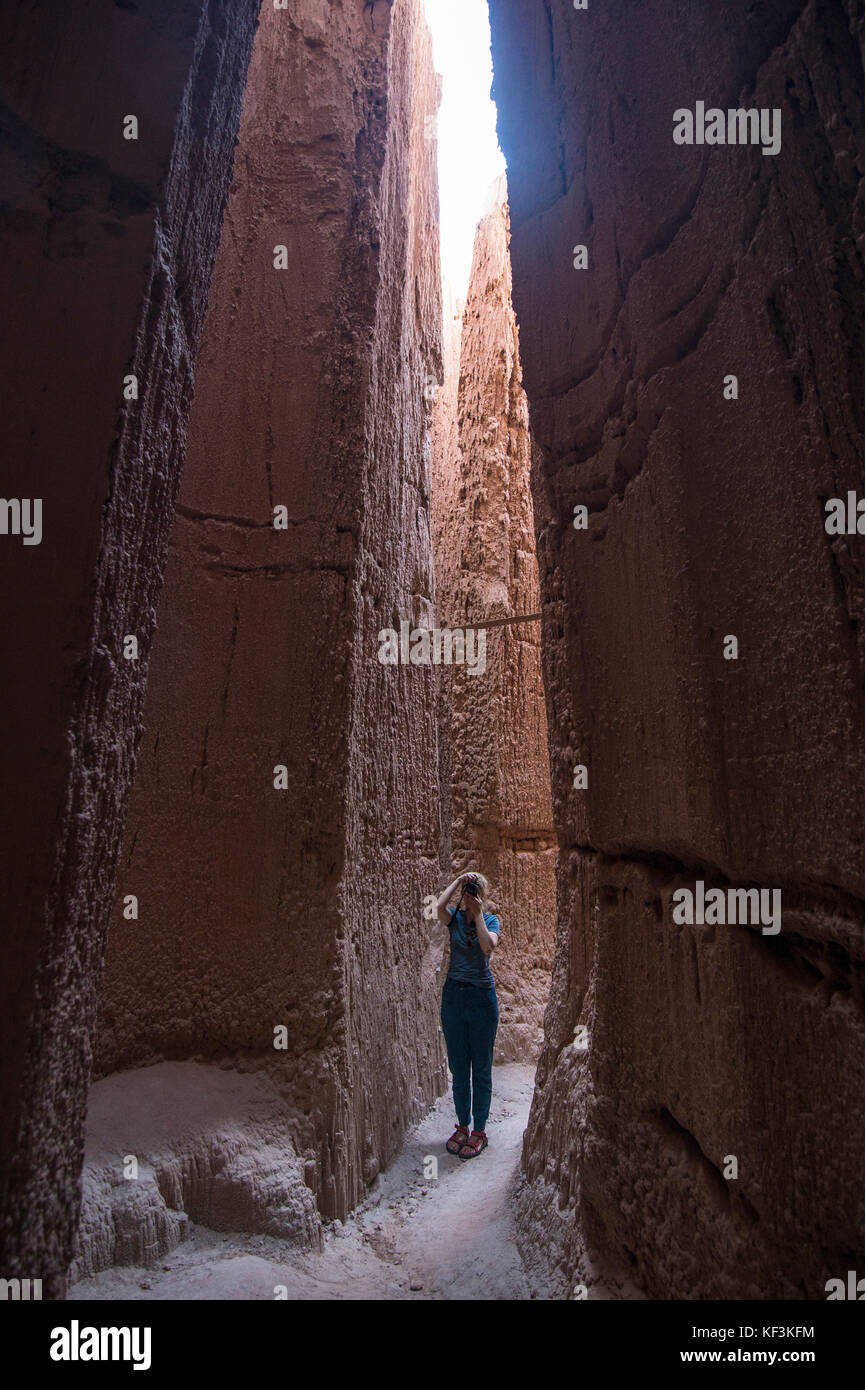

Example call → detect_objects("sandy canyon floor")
70 1065 536 1301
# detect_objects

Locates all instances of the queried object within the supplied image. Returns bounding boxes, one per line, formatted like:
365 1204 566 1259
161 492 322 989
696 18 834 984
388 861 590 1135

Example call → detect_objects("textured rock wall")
489 0 865 1296
0 0 258 1295
69 1064 321 1284
95 0 447 1222
431 283 463 885
432 188 556 1062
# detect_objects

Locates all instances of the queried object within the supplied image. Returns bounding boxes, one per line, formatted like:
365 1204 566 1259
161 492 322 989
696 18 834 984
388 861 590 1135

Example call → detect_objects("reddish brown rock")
432 186 556 1062
0 0 258 1295
489 0 865 1296
95 0 447 1223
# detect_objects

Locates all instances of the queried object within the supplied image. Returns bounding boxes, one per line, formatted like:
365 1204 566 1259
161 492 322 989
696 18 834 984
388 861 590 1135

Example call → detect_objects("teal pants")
440 977 499 1132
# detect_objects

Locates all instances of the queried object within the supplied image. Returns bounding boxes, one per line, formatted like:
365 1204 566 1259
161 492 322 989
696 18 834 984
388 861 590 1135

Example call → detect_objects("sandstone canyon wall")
432 188 556 1062
0 0 259 1295
489 0 865 1297
94 0 447 1226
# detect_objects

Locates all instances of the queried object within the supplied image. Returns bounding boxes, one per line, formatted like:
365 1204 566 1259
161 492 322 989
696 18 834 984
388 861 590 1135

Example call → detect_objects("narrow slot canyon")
1 0 864 1330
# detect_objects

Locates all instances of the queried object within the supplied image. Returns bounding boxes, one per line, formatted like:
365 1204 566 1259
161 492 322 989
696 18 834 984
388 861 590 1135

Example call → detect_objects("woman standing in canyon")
436 872 501 1159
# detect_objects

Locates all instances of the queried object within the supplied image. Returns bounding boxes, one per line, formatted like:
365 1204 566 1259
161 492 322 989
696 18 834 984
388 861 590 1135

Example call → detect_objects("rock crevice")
432 187 557 1063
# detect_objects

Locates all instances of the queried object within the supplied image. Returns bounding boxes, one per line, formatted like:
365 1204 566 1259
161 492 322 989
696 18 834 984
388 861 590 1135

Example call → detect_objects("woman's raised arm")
436 874 465 926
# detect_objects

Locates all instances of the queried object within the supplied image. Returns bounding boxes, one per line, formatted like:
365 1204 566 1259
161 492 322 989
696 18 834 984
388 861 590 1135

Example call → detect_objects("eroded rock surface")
96 0 447 1225
70 1063 321 1283
489 0 865 1296
0 0 258 1295
432 186 556 1061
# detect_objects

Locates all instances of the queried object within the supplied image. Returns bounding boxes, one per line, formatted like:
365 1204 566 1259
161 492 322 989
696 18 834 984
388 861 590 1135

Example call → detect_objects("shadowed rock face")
432 190 557 1062
95 0 447 1223
0 0 259 1297
489 0 865 1296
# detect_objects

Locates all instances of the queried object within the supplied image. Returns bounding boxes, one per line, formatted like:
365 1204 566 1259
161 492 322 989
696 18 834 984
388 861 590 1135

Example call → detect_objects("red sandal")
458 1130 488 1159
446 1125 470 1155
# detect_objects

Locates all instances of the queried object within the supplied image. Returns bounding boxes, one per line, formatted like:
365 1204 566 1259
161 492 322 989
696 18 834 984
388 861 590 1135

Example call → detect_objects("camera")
465 875 480 897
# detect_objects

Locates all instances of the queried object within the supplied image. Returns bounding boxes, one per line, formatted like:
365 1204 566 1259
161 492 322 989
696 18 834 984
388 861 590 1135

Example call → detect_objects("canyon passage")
0 0 864 1317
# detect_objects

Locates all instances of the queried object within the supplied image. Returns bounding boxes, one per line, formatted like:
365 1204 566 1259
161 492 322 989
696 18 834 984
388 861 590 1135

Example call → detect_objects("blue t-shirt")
446 908 501 987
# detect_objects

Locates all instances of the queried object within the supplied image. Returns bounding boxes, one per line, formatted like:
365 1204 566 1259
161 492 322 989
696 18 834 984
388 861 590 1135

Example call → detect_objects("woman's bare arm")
466 895 499 955
436 874 466 927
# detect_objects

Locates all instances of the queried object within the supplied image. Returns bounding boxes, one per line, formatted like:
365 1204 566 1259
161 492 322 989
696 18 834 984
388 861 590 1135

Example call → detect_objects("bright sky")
423 0 507 299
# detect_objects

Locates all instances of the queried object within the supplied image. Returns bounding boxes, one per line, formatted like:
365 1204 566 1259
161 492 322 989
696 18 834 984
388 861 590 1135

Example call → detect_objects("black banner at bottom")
4 1297 860 1376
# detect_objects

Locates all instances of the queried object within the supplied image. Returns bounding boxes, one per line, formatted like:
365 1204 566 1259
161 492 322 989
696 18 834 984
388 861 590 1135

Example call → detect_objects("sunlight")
423 0 507 299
